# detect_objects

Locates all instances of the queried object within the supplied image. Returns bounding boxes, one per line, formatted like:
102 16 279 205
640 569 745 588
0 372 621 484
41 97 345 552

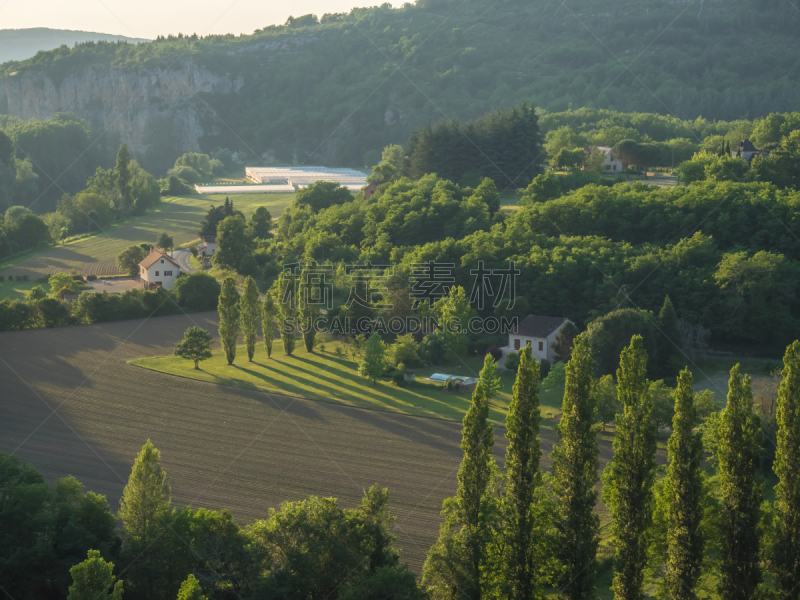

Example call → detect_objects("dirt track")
0 313 624 572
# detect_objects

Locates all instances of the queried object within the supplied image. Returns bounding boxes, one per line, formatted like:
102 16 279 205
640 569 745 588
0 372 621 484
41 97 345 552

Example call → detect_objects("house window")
538 341 543 351
164 270 173 276
514 339 520 350
155 271 159 276
160 260 164 264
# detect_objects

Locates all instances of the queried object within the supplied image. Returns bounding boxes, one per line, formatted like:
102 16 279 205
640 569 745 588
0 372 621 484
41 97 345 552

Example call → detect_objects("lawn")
0 278 39 301
3 192 295 279
131 340 566 426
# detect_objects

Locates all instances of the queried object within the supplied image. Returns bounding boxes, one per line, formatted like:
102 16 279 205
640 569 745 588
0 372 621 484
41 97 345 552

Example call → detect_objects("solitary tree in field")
218 276 240 365
119 440 171 545
663 369 705 600
718 366 763 600
240 275 260 361
156 232 173 253
49 272 75 296
423 382 496 599
174 326 213 369
67 550 124 600
261 292 278 358
504 343 543 600
602 335 656 600
115 143 133 216
773 341 800 600
478 352 501 399
177 574 208 600
552 334 600 600
359 333 386 385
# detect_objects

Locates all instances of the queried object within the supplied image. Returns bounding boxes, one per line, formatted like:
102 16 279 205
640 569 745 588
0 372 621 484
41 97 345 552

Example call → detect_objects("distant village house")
138 248 181 290
197 236 217 258
584 146 625 172
732 138 765 164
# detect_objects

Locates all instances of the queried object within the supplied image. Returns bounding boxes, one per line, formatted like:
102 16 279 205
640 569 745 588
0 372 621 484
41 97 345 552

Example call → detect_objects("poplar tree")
218 276 240 365
551 334 599 600
773 341 800 600
602 335 656 600
503 343 542 600
300 268 320 352
718 365 762 600
478 352 501 399
423 382 495 599
664 369 705 600
240 275 259 361
275 272 298 356
118 439 171 544
261 292 278 358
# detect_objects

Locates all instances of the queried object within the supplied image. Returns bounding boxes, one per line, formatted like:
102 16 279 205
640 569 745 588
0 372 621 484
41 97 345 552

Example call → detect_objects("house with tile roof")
506 314 572 363
138 248 181 290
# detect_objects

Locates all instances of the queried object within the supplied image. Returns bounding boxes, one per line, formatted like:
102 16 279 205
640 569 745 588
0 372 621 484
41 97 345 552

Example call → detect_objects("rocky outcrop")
0 62 244 154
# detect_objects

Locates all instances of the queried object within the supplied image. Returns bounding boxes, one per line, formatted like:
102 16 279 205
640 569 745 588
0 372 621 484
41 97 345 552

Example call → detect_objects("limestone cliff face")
0 62 244 154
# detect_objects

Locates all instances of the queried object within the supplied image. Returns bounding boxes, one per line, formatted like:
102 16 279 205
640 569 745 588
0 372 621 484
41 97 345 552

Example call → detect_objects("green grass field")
2 193 295 279
131 340 565 426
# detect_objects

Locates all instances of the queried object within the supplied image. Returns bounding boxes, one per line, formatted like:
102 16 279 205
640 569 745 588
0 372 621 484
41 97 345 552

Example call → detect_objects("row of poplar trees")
217 271 319 365
423 335 800 600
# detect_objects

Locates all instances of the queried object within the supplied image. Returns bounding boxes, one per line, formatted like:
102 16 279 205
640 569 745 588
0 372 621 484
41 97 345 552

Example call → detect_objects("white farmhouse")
507 315 572 363
138 248 181 290
585 146 625 172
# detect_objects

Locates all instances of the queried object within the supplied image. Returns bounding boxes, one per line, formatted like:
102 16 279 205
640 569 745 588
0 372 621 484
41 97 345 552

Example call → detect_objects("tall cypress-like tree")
503 343 542 600
275 272 298 356
718 365 762 600
218 276 240 365
602 335 656 600
300 268 320 352
551 334 599 600
423 382 495 599
478 353 501 399
657 295 680 375
773 341 800 599
240 275 259 361
664 369 705 600
115 143 133 216
118 439 171 544
261 292 278 359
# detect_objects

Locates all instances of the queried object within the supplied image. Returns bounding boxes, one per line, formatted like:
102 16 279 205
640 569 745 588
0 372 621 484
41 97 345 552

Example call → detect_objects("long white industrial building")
195 166 369 195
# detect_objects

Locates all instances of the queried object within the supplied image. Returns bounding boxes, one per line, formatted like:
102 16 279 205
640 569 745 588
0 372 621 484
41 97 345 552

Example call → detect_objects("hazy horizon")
0 0 409 40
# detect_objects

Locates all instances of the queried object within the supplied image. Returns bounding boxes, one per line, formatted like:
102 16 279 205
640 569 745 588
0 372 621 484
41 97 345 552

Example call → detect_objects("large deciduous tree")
174 326 213 369
602 335 657 600
773 340 800 599
66 550 124 600
552 334 599 600
663 369 705 600
218 276 240 365
240 275 260 361
116 244 148 277
359 332 386 385
503 344 543 600
718 365 763 600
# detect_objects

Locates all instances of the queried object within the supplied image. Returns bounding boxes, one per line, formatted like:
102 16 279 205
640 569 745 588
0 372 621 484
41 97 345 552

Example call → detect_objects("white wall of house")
507 328 563 362
140 258 180 289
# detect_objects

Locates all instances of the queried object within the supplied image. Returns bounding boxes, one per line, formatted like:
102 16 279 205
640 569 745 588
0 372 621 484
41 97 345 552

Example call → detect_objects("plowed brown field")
0 313 629 572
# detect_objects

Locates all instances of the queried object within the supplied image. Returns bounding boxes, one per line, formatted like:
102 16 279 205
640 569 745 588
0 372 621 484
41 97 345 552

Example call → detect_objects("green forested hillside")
1 0 798 167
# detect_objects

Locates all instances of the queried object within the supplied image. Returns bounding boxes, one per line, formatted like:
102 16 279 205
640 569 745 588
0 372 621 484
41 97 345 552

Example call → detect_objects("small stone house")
138 249 181 290
197 236 217 257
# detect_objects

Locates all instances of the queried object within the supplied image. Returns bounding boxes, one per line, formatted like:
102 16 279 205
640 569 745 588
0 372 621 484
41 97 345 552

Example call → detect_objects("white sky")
0 0 407 39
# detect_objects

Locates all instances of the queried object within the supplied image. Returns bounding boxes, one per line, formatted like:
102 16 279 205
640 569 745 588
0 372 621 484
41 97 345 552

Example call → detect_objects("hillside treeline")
2 0 799 165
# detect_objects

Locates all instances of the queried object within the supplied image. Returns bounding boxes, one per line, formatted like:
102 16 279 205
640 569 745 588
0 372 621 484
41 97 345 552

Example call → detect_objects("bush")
22 274 29 282
86 274 97 281
173 272 222 311
392 371 407 387
387 334 420 367
541 361 566 390
539 358 551 379
505 351 520 372
487 345 503 362
167 165 201 184
419 333 446 365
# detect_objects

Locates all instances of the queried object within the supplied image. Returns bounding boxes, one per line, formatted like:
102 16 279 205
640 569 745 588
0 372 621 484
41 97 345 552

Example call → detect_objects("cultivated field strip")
0 314 628 571
9 193 294 278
